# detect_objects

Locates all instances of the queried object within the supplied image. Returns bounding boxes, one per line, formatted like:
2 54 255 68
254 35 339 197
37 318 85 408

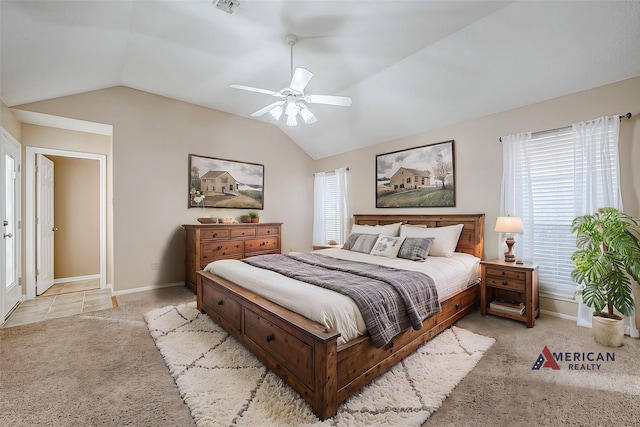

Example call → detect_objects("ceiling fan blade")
230 84 279 97
289 68 313 93
305 94 352 107
250 101 285 117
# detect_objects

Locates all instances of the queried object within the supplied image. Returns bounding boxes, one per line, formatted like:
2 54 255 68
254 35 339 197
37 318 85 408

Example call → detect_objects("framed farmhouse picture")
188 154 264 209
376 140 455 208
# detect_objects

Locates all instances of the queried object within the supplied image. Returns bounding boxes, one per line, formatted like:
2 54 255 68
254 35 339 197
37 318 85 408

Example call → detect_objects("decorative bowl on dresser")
182 222 282 293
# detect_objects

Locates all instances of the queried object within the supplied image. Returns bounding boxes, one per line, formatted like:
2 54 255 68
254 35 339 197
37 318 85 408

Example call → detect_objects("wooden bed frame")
196 213 484 420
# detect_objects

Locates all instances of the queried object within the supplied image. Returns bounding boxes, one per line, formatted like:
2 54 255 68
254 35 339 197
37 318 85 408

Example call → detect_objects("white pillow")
369 235 405 258
351 222 402 237
400 224 464 257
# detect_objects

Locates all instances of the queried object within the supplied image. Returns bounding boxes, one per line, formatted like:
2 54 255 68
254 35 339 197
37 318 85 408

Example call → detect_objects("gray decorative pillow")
342 233 367 250
343 233 378 254
397 237 435 261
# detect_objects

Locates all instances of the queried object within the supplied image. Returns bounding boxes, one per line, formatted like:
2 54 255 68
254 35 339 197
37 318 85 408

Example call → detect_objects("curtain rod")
314 167 349 176
499 112 632 142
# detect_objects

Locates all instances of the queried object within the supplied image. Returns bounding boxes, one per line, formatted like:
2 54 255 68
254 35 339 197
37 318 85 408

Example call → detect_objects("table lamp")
495 216 524 262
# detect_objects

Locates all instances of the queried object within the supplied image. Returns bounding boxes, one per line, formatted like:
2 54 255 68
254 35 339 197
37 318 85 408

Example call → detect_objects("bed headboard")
353 214 485 260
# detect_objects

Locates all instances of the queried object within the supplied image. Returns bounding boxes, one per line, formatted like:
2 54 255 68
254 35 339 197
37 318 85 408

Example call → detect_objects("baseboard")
113 281 183 296
54 274 101 284
539 309 576 322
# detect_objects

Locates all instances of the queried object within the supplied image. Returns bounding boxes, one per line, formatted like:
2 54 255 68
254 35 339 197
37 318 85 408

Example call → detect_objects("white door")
36 154 55 295
1 129 21 320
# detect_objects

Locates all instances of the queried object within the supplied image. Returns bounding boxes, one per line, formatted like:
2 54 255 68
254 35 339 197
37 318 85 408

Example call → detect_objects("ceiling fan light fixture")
285 101 299 116
286 112 298 127
299 105 317 124
230 33 352 125
269 104 284 120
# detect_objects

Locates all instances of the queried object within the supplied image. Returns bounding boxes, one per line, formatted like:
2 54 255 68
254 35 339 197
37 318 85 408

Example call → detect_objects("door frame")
1 127 22 319
25 147 107 299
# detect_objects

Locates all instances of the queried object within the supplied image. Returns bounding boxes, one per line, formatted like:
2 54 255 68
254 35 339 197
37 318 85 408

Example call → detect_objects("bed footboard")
197 270 478 420
197 270 341 420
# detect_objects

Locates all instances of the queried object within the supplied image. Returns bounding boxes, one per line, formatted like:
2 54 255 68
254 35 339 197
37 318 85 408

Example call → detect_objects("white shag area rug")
145 302 494 427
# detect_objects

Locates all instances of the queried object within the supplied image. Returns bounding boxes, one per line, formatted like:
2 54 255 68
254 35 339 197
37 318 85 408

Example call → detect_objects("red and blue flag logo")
532 345 560 370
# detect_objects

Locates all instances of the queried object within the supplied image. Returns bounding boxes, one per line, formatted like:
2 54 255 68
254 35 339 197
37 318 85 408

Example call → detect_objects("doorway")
25 147 106 299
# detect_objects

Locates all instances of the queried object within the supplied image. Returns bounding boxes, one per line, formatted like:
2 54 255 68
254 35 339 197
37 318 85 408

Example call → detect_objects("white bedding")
204 248 480 345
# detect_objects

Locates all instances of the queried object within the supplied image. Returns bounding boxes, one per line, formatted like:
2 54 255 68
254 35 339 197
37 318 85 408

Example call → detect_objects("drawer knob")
455 303 460 309
267 230 271 234
266 335 274 342
217 300 224 306
213 233 217 237
501 271 506 276
217 245 222 250
503 281 508 286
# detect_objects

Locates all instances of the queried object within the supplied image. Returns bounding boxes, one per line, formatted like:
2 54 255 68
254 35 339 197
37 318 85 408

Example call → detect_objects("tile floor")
2 278 117 328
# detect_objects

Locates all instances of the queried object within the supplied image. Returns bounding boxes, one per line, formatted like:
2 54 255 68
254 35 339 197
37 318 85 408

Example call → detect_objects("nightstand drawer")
485 276 525 292
485 267 526 281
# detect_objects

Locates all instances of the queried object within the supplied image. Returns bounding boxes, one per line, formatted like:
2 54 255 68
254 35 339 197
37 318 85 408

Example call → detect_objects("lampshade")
269 105 283 120
494 216 524 234
298 104 317 124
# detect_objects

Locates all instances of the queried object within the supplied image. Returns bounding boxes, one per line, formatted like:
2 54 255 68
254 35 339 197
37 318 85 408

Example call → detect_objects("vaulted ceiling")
2 1 639 159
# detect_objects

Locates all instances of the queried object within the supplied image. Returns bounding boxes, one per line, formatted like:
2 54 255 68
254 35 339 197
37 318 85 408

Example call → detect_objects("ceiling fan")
230 34 352 126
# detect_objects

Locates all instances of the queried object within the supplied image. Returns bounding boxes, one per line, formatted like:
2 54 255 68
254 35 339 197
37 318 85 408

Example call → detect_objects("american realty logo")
532 345 615 371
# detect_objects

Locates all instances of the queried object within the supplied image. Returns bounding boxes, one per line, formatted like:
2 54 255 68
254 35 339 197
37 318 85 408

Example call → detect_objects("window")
313 168 350 246
502 115 621 297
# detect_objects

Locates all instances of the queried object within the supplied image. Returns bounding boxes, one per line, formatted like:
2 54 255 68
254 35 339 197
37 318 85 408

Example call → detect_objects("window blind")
516 125 620 297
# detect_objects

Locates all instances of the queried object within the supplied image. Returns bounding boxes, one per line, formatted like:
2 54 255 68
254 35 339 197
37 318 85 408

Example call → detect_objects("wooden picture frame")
188 154 264 209
376 140 455 208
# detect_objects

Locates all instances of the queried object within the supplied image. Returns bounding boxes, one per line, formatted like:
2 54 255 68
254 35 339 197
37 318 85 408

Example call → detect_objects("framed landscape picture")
188 154 264 209
376 140 455 208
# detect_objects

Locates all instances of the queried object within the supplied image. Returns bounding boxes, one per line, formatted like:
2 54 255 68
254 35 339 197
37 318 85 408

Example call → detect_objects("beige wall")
15 86 316 292
316 76 640 317
10 78 639 314
1 99 21 141
317 76 640 258
48 155 100 279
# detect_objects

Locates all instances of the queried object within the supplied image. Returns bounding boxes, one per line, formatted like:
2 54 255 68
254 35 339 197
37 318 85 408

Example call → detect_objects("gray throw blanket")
242 252 440 347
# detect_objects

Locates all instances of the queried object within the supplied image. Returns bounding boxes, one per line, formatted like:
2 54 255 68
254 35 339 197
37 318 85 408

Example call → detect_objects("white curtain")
499 132 533 261
572 116 637 336
313 167 350 246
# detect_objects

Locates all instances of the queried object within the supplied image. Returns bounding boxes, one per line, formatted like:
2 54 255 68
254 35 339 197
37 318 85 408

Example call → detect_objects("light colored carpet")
145 302 495 426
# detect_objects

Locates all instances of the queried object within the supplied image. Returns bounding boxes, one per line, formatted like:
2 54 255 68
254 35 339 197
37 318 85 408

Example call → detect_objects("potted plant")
248 211 260 223
571 207 640 346
239 214 251 223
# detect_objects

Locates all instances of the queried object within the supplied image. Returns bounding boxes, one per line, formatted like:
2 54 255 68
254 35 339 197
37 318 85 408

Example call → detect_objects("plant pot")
240 216 251 223
592 314 624 347
251 217 259 223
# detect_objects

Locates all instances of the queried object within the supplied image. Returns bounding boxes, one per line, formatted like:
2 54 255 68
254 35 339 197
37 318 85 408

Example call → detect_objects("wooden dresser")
183 222 282 293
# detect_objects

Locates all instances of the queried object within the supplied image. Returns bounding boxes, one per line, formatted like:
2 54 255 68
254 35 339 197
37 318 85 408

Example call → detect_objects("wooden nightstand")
480 259 539 327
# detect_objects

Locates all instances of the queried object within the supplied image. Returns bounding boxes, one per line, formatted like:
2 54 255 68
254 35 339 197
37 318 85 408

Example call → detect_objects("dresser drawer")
200 229 231 240
485 275 525 292
244 236 279 254
257 226 280 236
230 227 256 238
201 241 243 261
202 286 241 331
244 308 314 389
